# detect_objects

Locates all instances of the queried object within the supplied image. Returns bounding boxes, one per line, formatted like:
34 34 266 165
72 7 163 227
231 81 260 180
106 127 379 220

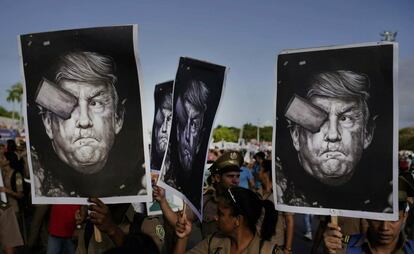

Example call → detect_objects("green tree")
0 106 19 119
240 123 273 142
6 82 23 123
213 126 239 142
399 127 414 151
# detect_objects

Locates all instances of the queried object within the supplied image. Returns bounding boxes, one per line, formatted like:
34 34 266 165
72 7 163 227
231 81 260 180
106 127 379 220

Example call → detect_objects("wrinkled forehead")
309 95 363 112
60 79 114 98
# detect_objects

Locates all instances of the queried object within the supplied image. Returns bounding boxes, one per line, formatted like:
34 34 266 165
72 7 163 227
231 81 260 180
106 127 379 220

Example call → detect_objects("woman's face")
216 200 238 235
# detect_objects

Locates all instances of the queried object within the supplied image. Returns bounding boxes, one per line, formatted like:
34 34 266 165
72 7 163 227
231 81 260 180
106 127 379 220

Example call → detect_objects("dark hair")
261 159 272 174
254 152 265 161
221 186 277 241
4 150 24 173
104 233 159 254
6 139 17 152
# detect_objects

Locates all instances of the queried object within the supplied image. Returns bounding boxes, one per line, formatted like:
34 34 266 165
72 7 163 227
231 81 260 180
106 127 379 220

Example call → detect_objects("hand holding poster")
19 25 151 204
273 42 398 220
158 57 226 220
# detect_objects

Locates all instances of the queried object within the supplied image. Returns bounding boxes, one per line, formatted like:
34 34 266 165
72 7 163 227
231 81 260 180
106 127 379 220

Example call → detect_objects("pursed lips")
322 151 345 159
74 136 99 145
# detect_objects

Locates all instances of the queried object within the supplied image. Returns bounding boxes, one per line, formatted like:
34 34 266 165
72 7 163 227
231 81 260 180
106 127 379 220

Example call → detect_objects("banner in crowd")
147 81 182 215
272 42 398 220
19 25 151 204
158 57 226 220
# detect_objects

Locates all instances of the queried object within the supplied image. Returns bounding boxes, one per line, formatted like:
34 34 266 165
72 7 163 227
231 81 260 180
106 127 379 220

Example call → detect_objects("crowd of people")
2 144 414 254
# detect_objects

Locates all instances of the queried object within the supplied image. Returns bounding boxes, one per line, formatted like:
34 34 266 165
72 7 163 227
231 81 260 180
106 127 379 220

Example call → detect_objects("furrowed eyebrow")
86 89 107 100
336 105 362 116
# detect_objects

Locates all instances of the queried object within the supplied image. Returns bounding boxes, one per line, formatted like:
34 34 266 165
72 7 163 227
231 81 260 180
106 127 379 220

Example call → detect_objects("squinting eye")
90 101 102 107
340 116 352 122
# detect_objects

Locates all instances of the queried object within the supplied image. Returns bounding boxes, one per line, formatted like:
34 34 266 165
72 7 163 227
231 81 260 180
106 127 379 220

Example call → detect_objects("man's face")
290 95 373 186
154 104 172 156
368 211 406 246
218 171 240 188
176 97 204 172
42 80 124 174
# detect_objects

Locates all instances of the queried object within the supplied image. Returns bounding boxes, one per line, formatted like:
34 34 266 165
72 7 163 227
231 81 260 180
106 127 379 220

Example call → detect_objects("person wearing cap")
202 151 243 239
323 179 414 254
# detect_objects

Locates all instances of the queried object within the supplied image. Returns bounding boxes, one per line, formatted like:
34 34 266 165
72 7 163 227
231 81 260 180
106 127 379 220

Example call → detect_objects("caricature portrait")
274 43 397 215
20 26 149 202
150 81 173 171
159 58 226 218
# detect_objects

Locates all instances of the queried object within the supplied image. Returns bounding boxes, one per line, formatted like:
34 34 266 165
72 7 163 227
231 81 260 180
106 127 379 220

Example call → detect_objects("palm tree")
6 82 23 128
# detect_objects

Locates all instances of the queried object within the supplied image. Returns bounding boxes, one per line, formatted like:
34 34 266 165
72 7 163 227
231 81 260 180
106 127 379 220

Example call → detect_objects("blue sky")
0 0 413 132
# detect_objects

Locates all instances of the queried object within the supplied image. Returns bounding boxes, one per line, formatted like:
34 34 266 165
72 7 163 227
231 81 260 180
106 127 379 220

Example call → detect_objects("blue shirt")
239 166 253 189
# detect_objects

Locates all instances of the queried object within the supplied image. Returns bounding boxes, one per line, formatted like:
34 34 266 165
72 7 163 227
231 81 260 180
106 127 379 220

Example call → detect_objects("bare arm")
153 185 179 227
0 187 23 199
173 209 192 254
284 213 294 254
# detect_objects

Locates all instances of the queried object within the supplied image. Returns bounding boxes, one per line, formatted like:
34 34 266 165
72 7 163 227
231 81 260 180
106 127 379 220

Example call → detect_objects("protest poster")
147 81 182 215
273 42 398 220
19 25 151 204
158 57 226 220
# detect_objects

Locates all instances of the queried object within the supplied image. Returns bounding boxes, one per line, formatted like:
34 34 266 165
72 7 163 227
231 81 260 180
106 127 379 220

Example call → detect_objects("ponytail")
260 200 278 241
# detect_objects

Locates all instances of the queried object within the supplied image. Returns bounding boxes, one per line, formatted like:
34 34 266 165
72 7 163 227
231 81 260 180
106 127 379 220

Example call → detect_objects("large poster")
158 57 226 220
273 42 398 220
147 81 183 215
19 25 151 204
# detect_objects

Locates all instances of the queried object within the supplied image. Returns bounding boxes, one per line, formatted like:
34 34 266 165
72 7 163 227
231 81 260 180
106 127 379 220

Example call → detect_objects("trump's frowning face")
176 97 204 172
154 103 172 156
42 80 124 174
290 95 374 186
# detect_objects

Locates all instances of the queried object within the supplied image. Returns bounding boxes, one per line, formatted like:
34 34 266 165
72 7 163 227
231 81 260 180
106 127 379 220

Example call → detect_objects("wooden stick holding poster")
157 57 227 220
272 42 398 221
94 225 102 243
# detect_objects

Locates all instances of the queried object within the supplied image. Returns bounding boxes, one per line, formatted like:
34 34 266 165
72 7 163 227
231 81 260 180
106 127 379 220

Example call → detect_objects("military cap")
209 151 243 175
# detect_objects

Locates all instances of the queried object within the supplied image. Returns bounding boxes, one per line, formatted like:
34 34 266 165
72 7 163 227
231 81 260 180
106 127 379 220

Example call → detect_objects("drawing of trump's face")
43 80 124 174
289 71 375 186
154 94 172 157
41 52 125 175
175 80 209 172
291 96 373 186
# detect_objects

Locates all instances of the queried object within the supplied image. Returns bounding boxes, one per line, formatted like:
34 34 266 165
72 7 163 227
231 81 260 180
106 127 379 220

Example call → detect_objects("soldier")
202 151 243 238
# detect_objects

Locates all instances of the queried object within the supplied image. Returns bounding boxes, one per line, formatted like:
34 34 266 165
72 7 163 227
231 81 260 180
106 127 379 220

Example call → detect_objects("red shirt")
48 204 81 237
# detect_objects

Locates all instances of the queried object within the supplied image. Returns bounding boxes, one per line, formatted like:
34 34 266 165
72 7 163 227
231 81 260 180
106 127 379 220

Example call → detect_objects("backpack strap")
344 234 365 254
208 231 220 254
403 239 414 254
259 239 278 254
